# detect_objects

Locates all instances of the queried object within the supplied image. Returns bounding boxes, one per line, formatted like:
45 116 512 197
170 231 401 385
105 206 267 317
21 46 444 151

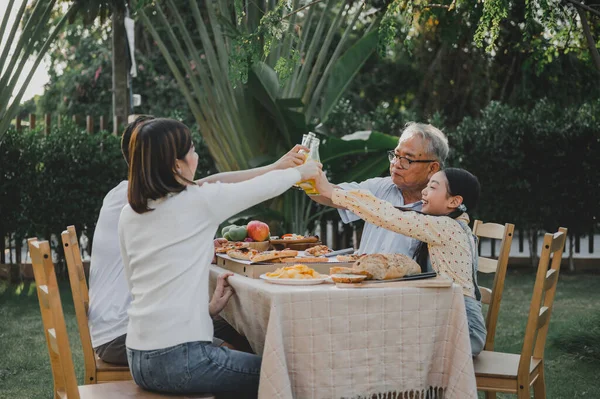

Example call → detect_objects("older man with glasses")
310 122 449 262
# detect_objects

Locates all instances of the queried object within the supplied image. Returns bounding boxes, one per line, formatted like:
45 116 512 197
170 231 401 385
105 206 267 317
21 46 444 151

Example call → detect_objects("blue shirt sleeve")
337 178 386 223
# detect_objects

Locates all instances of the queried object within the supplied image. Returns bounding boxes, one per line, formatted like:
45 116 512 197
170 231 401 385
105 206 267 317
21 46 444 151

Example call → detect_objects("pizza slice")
227 248 259 261
305 245 331 256
280 256 327 263
215 241 249 254
250 250 298 263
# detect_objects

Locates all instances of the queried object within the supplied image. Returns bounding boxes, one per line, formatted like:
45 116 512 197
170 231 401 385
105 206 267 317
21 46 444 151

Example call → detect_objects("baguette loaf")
352 253 421 280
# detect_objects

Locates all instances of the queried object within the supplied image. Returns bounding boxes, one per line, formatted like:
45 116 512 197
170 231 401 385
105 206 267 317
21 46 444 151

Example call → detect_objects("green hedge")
448 99 600 236
1 101 598 265
0 121 215 264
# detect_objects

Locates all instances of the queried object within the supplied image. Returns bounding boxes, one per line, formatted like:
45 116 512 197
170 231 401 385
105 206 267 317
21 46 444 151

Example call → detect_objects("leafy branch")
474 0 509 52
283 0 328 18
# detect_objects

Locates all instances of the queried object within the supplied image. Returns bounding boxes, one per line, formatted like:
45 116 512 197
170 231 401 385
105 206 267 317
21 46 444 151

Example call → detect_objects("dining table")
209 264 477 399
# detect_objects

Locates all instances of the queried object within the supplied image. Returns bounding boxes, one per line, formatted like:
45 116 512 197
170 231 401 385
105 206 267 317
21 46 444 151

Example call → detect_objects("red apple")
247 220 270 242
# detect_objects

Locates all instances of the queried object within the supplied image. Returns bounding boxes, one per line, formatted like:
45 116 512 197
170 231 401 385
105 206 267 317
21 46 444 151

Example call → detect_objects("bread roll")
329 266 372 278
330 274 367 283
336 254 363 262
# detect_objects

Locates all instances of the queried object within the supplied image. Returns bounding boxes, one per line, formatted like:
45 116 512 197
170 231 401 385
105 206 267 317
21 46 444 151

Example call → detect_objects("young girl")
118 118 321 396
314 167 486 356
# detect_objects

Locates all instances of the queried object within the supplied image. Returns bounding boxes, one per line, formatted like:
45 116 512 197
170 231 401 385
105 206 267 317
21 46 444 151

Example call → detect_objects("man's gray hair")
399 122 449 167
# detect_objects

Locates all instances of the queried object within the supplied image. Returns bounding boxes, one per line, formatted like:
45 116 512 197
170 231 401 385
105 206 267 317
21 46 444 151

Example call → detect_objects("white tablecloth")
209 265 477 399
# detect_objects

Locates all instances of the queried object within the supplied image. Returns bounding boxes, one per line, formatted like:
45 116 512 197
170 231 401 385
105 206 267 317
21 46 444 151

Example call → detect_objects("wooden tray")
269 236 319 245
271 242 322 251
245 241 270 251
216 252 353 278
335 276 453 289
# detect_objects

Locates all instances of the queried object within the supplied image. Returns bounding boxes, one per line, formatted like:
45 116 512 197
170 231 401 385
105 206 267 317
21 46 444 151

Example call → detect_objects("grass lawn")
1 270 599 398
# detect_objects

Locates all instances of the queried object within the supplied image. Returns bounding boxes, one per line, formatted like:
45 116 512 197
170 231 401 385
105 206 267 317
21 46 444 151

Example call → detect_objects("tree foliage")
37 16 194 125
0 122 215 263
0 0 78 142
342 0 599 127
449 99 600 237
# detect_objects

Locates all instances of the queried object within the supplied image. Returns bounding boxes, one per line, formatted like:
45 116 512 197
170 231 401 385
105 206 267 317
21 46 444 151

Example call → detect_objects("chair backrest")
61 225 97 383
28 238 81 399
518 227 567 377
472 220 515 351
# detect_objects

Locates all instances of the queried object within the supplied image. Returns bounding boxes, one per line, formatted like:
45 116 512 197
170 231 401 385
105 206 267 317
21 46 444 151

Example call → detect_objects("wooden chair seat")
474 351 542 379
77 380 214 398
96 356 132 382
96 356 130 372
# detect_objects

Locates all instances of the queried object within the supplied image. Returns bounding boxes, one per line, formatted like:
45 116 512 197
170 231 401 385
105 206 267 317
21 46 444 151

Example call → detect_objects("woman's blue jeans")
127 341 261 397
464 296 487 356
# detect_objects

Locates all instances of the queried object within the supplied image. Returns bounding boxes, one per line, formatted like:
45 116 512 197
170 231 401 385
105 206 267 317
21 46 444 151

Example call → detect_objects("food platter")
215 251 354 278
259 273 329 285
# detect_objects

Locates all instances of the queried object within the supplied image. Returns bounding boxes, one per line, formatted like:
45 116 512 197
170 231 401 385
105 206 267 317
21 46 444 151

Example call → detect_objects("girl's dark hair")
444 168 480 214
127 118 195 214
121 115 155 164
412 168 481 270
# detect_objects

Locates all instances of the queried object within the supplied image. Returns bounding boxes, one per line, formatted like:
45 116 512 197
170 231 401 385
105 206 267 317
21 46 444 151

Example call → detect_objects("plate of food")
260 264 329 285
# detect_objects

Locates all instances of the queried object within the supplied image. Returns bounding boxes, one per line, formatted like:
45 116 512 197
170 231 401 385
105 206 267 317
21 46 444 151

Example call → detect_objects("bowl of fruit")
221 220 271 251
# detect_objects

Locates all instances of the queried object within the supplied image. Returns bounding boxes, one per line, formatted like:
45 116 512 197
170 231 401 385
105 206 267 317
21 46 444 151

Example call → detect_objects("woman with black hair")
118 118 322 396
314 167 487 356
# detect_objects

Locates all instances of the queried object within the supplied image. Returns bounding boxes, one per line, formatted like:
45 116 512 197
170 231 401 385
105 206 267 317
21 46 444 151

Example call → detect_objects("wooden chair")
472 220 515 351
474 227 567 399
61 225 131 383
28 237 213 399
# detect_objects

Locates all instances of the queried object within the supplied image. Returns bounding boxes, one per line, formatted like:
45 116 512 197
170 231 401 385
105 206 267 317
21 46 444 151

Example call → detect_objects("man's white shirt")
87 181 130 348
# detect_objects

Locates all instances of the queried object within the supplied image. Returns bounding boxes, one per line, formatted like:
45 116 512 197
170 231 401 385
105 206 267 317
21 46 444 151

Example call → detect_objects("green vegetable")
228 226 248 241
221 224 238 237
223 231 232 241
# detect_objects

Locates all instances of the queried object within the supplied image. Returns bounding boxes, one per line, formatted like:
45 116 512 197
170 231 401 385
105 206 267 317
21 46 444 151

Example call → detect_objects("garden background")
0 0 599 397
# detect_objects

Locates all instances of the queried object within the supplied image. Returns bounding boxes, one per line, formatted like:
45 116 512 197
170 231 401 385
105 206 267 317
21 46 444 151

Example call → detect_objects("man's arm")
195 145 308 185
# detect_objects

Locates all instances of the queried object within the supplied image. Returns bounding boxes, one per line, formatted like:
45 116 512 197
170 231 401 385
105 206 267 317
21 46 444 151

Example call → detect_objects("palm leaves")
0 0 78 142
135 0 382 171
132 0 402 233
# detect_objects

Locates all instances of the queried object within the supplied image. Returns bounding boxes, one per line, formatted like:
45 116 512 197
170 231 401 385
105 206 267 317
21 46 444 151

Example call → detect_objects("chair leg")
517 383 531 399
485 391 497 399
533 367 546 399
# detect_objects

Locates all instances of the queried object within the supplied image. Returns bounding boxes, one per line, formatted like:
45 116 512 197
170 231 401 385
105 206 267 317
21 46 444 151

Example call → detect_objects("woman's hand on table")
210 272 235 318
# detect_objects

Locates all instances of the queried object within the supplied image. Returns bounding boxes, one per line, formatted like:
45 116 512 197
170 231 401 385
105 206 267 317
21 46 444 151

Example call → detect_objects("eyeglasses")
387 151 437 169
